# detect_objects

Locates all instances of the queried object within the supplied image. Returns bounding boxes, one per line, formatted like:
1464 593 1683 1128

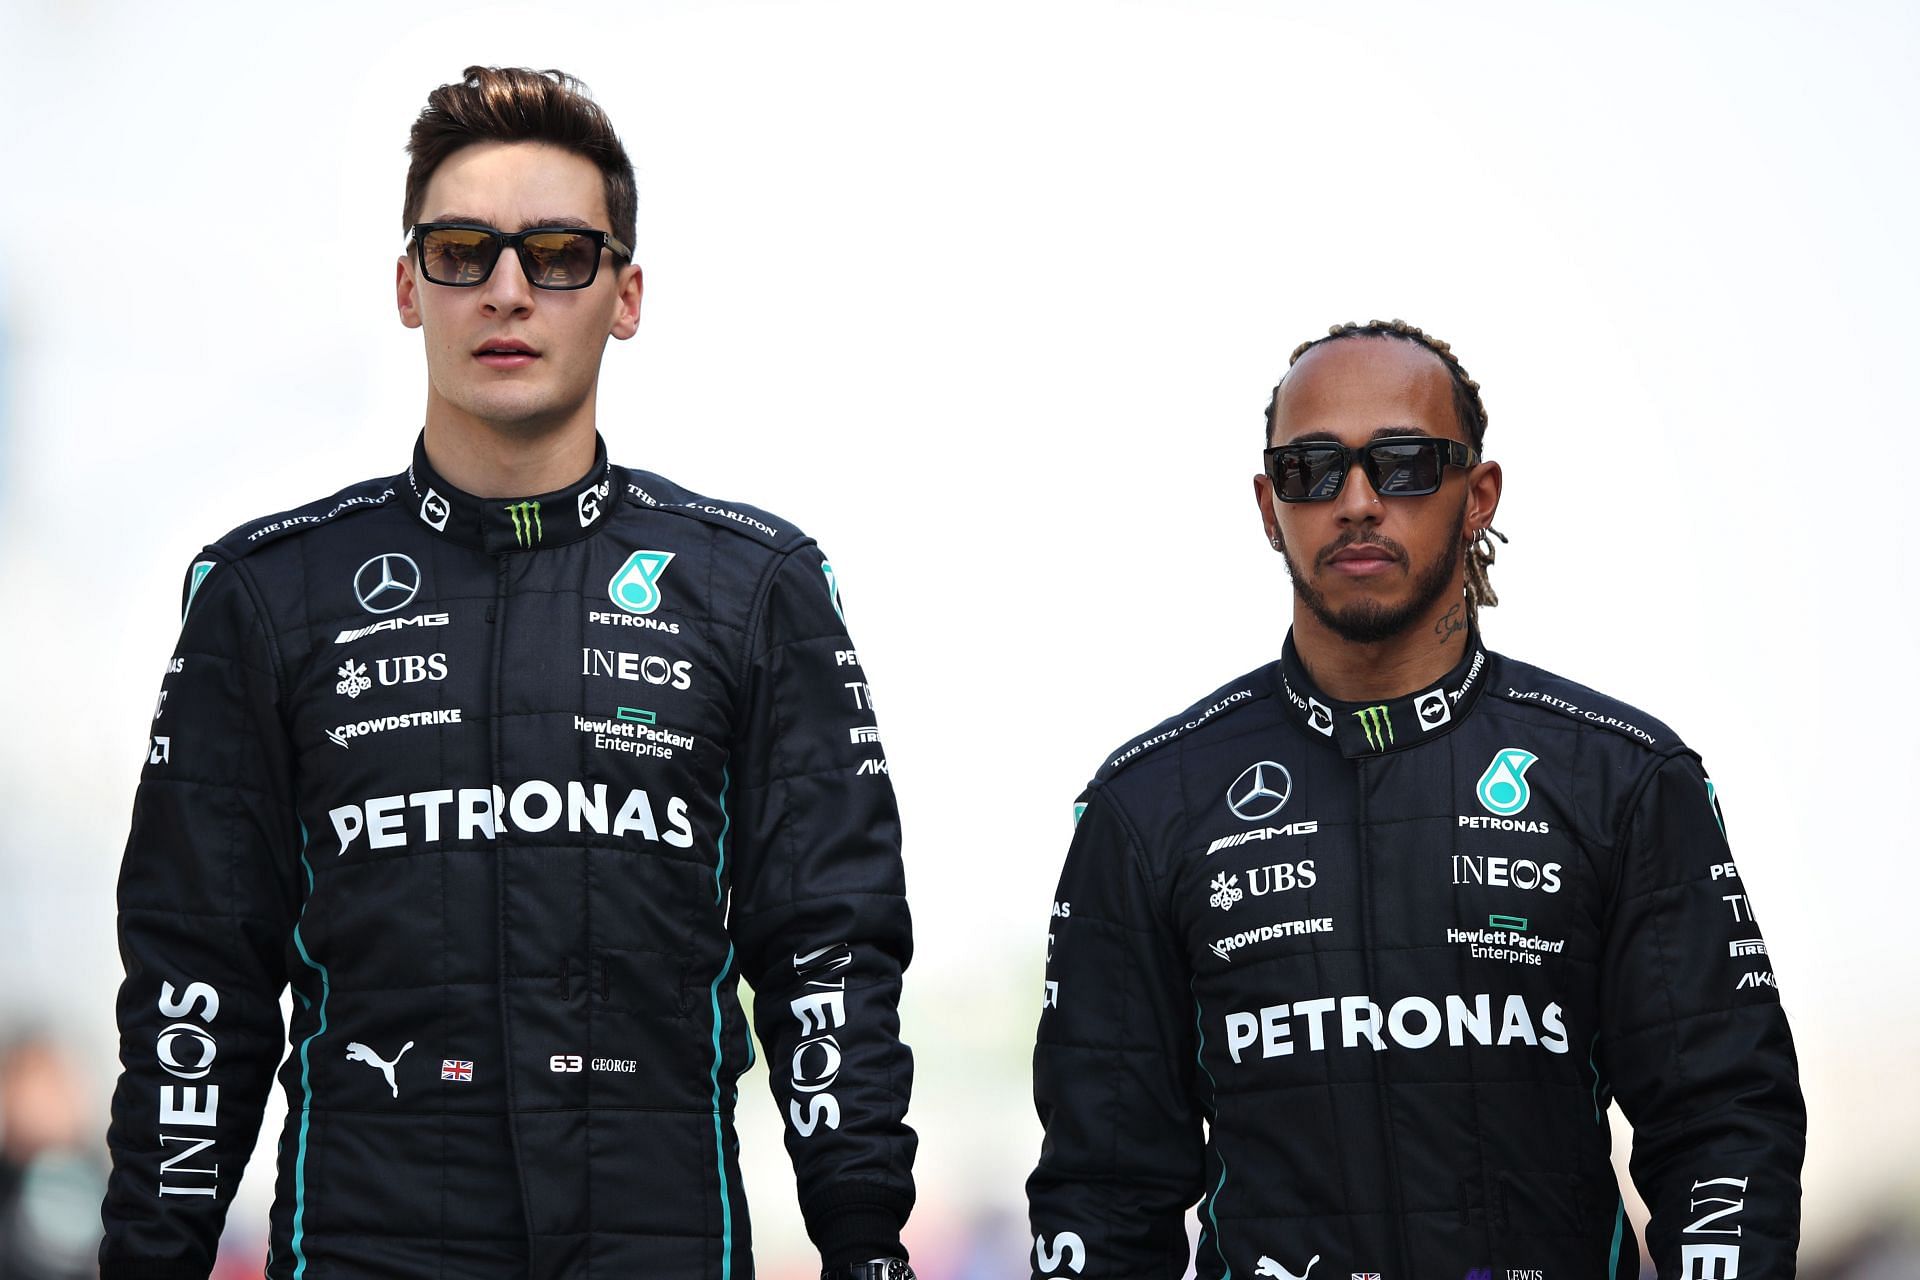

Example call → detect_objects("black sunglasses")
408 222 633 291
1264 435 1479 502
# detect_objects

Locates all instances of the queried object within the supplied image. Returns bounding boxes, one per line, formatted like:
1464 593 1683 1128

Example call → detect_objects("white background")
1 2 1914 1274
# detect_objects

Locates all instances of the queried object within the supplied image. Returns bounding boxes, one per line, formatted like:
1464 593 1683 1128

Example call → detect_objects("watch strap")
820 1260 913 1280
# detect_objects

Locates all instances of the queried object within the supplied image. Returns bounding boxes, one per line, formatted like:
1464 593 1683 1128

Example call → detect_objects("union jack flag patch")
1351 1274 1383 1280
441 1060 473 1082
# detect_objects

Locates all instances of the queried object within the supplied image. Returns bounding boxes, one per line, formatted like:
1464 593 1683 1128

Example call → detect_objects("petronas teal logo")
609 550 675 615
1477 747 1539 816
822 561 845 624
1353 704 1394 751
181 560 215 622
1706 780 1725 835
505 500 543 547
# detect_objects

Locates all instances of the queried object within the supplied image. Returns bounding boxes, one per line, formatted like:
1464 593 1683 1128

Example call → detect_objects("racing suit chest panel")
250 503 765 1256
1178 735 1611 1066
1168 726 1606 1066
493 520 750 1123
1145 701 1630 1269
277 521 738 936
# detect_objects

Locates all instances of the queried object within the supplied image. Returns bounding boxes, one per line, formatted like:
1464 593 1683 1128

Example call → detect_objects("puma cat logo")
345 1040 414 1098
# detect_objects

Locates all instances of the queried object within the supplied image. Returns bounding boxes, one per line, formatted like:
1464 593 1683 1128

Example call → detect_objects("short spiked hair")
403 66 636 251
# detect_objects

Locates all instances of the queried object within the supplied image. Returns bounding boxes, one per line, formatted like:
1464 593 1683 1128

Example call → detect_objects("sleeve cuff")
99 1261 209 1280
802 1185 913 1267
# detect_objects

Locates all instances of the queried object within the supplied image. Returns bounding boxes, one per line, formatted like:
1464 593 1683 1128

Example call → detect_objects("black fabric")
1029 632 1804 1279
101 437 916 1279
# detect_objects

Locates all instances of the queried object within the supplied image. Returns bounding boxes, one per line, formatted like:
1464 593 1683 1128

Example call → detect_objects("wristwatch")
820 1261 914 1280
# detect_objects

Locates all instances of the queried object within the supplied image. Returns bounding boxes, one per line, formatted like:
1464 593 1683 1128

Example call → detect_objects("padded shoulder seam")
617 469 807 552
1096 680 1272 784
207 474 402 559
1489 655 1688 756
739 539 826 684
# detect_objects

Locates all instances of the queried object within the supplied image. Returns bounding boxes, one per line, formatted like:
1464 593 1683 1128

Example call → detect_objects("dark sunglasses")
1264 435 1479 502
408 222 633 291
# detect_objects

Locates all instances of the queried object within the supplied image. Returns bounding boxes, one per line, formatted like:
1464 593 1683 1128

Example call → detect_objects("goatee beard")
1279 506 1466 645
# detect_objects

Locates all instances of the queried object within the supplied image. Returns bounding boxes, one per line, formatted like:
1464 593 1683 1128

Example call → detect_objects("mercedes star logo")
1227 760 1292 821
353 553 422 615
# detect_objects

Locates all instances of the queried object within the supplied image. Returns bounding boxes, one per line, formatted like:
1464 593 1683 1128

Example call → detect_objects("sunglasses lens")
520 231 600 288
419 228 498 285
1366 442 1443 495
1274 446 1347 501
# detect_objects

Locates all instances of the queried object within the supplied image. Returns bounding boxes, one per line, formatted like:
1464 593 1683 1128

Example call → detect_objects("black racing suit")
101 435 916 1279
1029 632 1803 1279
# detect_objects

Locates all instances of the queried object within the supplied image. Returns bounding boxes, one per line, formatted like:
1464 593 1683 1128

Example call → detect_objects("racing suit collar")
1274 625 1492 758
404 432 620 554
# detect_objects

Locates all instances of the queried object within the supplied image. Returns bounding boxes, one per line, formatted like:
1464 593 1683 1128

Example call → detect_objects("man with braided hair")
1028 321 1803 1278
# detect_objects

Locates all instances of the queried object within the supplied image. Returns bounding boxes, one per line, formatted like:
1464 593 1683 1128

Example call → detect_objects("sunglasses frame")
407 222 634 291
1263 435 1480 503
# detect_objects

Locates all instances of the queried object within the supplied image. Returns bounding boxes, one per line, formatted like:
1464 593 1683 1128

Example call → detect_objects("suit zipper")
487 552 537 1253
1356 757 1414 1275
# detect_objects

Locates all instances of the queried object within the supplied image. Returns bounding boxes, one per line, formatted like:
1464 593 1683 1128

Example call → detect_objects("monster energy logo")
505 500 543 546
1353 704 1394 751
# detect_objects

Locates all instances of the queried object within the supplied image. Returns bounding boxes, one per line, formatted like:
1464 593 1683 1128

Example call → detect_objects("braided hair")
1265 318 1506 612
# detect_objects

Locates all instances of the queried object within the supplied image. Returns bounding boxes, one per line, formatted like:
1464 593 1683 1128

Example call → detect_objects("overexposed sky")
2 1 1914 1270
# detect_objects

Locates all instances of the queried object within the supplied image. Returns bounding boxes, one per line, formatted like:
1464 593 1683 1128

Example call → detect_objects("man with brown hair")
100 67 917 1280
